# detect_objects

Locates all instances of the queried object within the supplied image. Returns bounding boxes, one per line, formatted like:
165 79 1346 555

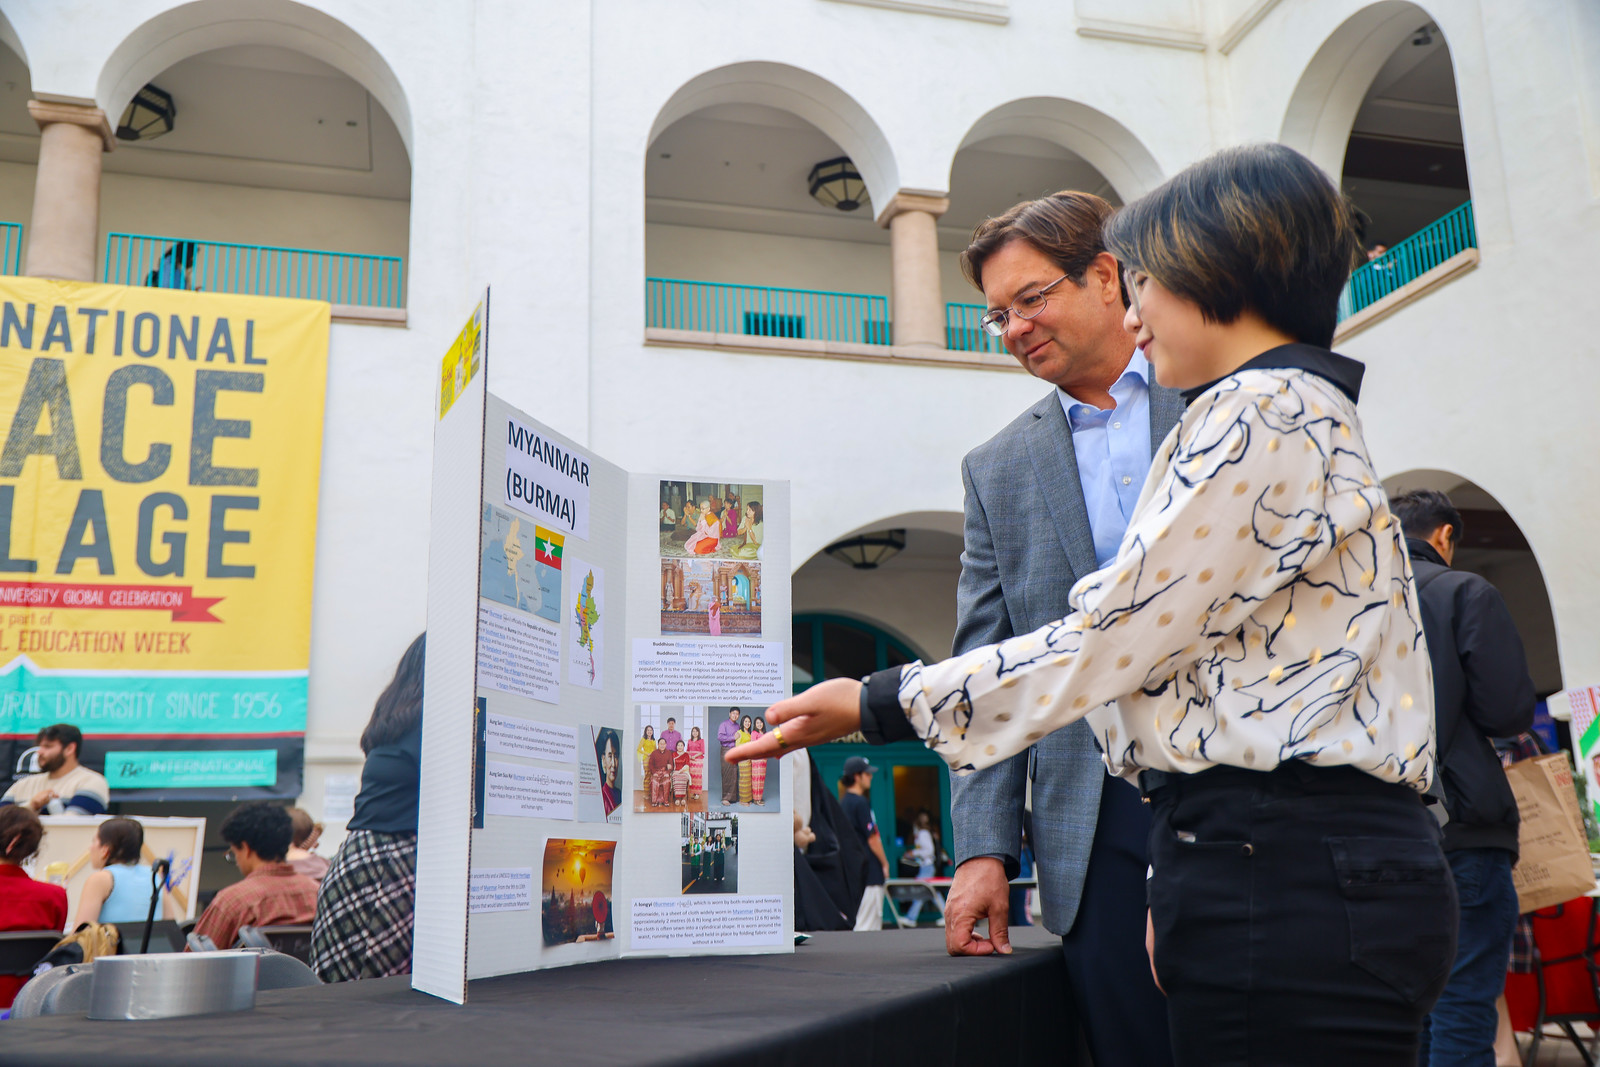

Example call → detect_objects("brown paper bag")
1506 754 1598 912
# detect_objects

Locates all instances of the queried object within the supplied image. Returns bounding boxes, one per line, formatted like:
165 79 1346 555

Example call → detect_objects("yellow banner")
0 278 327 730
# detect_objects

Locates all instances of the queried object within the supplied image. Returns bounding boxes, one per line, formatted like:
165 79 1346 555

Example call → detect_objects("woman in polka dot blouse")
731 144 1453 1065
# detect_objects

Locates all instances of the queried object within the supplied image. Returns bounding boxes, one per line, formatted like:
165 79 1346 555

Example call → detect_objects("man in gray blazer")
946 192 1182 1065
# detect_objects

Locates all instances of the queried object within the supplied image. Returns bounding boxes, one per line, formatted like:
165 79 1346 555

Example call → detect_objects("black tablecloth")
0 928 1068 1067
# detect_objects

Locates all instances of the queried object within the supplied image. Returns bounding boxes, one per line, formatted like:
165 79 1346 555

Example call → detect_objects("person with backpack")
0 806 67 1009
1392 488 1536 1065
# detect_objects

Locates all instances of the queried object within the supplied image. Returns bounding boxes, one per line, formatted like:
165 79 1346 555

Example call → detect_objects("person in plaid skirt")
311 635 424 982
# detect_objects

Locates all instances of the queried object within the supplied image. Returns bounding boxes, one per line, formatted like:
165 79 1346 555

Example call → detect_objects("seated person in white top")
74 816 174 926
2 724 110 815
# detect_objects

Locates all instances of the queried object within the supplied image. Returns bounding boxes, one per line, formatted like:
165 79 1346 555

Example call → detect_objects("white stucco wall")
0 0 1591 831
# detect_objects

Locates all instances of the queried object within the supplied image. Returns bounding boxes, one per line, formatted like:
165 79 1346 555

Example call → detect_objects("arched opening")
1282 4 1473 324
1384 469 1562 703
0 32 36 274
942 99 1162 353
1341 17 1469 254
794 521 962 904
644 64 897 347
94 8 411 308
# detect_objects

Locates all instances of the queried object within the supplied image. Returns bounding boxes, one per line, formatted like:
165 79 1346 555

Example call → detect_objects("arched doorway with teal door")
794 613 953 922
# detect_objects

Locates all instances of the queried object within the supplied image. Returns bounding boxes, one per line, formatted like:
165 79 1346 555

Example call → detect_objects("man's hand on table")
945 856 1012 957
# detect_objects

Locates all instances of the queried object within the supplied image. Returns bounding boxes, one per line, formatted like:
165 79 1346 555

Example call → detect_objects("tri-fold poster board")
415 293 794 1003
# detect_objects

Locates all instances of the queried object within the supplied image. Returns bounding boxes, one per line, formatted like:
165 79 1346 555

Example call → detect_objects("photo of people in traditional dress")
540 839 615 946
660 558 761 635
632 706 711 813
681 812 738 894
659 481 764 561
704 706 780 813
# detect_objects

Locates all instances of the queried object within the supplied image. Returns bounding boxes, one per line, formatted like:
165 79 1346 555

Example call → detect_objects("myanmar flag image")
534 528 564 569
532 527 564 623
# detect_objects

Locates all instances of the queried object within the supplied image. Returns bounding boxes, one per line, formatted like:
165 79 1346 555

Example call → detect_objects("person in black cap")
839 756 889 931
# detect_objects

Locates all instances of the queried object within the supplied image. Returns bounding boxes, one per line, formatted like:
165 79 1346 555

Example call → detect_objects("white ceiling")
1351 28 1463 146
646 106 1116 251
0 44 410 200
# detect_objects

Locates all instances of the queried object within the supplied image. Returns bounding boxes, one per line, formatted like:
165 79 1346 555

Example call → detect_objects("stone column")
878 191 950 349
25 100 114 282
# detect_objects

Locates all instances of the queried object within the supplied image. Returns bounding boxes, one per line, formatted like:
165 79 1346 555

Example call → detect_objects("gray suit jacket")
949 381 1184 935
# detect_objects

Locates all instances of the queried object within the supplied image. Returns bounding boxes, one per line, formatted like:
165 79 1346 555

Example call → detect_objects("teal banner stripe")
0 664 306 735
105 749 279 789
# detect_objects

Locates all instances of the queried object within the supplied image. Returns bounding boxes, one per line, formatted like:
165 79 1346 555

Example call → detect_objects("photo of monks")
540 838 615 947
660 558 761 635
682 812 738 894
633 705 711 813
659 481 764 561
704 705 780 813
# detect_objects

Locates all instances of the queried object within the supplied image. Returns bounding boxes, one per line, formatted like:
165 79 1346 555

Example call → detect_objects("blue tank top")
101 863 157 924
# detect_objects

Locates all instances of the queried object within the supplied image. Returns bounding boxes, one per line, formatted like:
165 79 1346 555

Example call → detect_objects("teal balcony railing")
645 278 890 345
1338 201 1475 322
103 233 405 308
0 222 21 276
945 303 1005 354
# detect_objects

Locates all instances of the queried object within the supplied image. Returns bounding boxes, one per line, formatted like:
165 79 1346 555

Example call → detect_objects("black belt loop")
1139 769 1175 799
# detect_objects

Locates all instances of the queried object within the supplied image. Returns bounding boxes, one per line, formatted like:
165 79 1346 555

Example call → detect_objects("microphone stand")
141 859 172 954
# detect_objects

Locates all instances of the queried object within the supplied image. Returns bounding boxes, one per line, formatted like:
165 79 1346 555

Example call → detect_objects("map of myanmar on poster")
415 291 793 1004
0 278 328 798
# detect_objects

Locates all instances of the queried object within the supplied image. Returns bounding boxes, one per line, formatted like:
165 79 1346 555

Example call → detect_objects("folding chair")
0 930 65 988
1504 897 1600 1065
883 880 945 929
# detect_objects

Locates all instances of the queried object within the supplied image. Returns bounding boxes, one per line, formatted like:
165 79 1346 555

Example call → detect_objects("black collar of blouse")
1181 343 1365 407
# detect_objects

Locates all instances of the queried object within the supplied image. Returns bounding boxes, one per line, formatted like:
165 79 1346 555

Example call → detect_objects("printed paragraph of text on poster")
630 640 784 703
484 760 574 820
478 604 560 704
469 868 532 913
629 895 784 950
485 713 577 763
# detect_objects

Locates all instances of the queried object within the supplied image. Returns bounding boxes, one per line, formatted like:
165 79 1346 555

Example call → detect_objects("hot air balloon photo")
541 839 616 946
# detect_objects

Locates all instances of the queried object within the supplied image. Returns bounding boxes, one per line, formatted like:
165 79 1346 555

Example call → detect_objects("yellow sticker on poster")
0 277 329 782
439 298 484 420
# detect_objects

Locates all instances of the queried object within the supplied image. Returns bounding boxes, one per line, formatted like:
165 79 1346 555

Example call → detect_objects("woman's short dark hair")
97 816 144 865
961 190 1121 296
0 805 43 863
361 633 425 754
1103 143 1362 348
1391 489 1464 545
221 801 293 862
747 501 763 525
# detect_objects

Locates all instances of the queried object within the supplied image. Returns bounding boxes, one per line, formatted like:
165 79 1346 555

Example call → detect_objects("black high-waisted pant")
1146 762 1458 1067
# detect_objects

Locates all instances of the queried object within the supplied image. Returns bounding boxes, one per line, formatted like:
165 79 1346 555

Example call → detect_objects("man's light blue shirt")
1057 350 1154 569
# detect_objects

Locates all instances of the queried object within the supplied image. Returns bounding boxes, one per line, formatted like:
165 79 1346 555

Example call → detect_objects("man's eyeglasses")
979 274 1071 337
224 848 236 865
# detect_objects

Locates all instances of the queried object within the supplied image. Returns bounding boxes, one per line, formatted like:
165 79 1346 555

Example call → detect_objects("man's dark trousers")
1417 848 1518 1066
1059 777 1173 1066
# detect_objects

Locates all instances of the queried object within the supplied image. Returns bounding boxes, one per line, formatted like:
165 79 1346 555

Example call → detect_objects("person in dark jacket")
1393 489 1535 1066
